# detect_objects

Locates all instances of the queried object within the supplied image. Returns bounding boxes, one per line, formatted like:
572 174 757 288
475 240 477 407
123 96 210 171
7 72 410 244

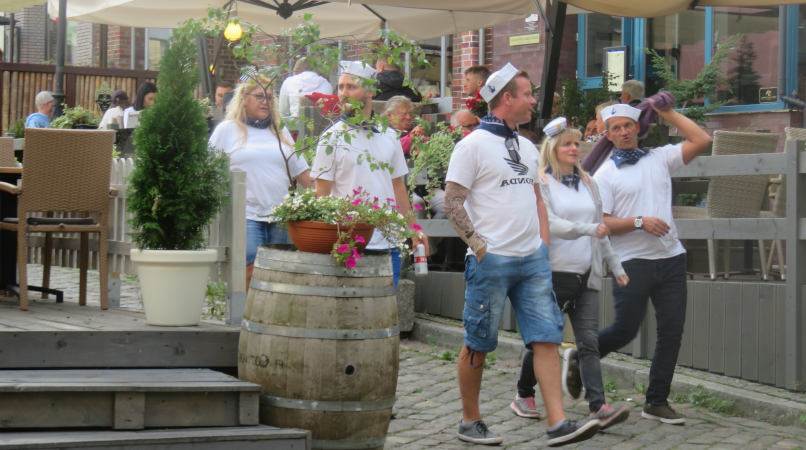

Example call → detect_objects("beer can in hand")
414 243 428 276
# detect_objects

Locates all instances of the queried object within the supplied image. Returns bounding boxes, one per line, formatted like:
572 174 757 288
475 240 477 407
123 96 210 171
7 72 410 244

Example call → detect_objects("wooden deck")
0 297 240 369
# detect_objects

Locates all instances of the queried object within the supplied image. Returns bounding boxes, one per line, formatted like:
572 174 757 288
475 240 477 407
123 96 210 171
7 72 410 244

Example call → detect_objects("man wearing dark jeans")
570 100 711 424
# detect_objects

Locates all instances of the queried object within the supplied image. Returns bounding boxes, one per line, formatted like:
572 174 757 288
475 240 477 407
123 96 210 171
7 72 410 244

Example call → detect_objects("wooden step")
0 425 311 449
0 369 260 430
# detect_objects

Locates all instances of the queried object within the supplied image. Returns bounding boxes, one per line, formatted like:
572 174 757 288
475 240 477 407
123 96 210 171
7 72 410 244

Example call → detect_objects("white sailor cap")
601 103 641 123
480 63 518 103
339 60 377 80
543 117 568 137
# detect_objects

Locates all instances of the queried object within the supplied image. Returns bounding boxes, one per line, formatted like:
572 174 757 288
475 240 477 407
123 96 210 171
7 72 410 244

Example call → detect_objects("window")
713 6 779 106
645 9 706 100
146 28 171 70
584 14 622 78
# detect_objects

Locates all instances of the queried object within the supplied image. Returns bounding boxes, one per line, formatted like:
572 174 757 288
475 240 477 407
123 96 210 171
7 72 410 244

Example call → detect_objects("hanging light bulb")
224 22 243 41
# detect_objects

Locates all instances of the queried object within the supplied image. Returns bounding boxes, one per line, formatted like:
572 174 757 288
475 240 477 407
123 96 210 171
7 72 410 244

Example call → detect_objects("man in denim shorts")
444 64 601 447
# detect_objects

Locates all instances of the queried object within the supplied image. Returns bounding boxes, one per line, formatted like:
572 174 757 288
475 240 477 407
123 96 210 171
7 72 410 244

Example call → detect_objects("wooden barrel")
238 244 399 450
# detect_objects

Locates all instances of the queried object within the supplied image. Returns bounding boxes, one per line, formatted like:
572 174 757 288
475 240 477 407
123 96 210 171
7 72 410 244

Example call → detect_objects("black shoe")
547 419 601 447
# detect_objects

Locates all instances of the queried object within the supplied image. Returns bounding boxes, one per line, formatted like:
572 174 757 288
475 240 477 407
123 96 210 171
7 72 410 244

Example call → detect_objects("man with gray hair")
451 109 480 133
620 80 644 106
25 91 54 128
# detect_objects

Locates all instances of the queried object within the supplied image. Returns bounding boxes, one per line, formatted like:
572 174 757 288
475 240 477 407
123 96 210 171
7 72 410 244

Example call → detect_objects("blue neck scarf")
246 116 272 129
611 148 650 168
339 111 379 133
546 166 581 191
477 112 518 139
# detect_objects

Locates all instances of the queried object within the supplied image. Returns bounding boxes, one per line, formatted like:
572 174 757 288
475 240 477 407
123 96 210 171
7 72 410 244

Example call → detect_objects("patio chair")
0 137 15 167
672 130 778 281
0 128 117 311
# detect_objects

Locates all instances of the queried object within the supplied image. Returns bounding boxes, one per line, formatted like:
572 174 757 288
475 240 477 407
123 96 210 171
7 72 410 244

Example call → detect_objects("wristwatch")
634 216 643 230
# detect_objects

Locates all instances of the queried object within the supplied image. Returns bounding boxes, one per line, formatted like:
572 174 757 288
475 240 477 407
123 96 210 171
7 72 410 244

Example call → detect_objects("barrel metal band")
260 395 396 412
242 319 399 340
311 437 387 449
250 279 395 298
255 257 393 277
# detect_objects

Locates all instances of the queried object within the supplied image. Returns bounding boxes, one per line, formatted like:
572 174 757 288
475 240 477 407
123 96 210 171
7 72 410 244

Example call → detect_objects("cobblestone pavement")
392 340 806 450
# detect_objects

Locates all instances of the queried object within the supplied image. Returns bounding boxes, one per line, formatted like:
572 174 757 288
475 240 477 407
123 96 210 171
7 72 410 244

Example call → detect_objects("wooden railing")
24 158 248 325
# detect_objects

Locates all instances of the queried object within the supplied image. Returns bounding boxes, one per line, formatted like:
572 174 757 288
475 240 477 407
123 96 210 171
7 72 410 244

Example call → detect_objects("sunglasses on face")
246 93 273 103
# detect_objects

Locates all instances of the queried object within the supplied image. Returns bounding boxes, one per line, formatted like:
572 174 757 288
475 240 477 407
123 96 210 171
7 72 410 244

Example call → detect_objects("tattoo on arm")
444 183 487 255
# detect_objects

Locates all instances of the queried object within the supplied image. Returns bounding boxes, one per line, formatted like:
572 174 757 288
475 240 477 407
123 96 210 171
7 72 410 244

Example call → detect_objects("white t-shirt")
209 120 309 222
546 176 595 274
594 143 687 262
311 121 408 250
98 106 125 130
445 129 542 258
279 71 333 116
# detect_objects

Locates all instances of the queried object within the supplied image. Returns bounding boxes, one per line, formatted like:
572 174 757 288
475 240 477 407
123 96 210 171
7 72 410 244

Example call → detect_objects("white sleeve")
208 122 233 154
445 141 476 190
594 169 614 216
388 136 409 179
662 143 685 174
282 128 309 178
311 127 339 181
319 81 333 95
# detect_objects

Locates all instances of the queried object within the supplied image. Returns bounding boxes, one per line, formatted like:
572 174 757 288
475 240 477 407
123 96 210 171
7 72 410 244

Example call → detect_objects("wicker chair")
578 141 595 161
0 138 15 167
0 128 117 310
672 130 778 281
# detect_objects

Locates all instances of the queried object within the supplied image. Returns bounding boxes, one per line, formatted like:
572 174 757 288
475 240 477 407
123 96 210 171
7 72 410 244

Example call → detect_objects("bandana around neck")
611 148 650 168
546 166 581 191
246 116 272 129
339 111 379 133
477 112 518 139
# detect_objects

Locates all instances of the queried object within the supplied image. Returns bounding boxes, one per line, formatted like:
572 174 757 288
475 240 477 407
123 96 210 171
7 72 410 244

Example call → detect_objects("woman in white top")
510 118 630 430
98 89 129 130
208 78 313 287
123 82 157 128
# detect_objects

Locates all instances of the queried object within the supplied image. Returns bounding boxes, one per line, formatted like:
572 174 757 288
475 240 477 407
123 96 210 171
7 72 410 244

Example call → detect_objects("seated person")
620 80 644 107
450 108 480 134
98 90 130 130
123 82 157 128
374 55 422 102
587 101 617 143
583 118 597 141
384 95 425 156
278 59 333 117
25 91 54 128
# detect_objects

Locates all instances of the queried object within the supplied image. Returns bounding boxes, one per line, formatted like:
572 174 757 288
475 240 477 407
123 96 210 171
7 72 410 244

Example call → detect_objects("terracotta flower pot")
287 220 375 254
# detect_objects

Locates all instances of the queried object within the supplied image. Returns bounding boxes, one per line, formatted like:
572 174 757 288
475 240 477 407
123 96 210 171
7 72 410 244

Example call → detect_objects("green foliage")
203 280 227 321
688 385 735 415
556 71 617 129
679 193 705 207
604 380 618 393
647 34 741 125
126 31 230 250
10 119 25 138
49 106 101 129
634 382 646 394
408 124 464 214
727 37 761 105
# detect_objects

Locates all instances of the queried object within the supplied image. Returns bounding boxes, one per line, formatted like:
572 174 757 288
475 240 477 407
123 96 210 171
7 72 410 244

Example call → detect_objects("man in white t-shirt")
278 59 333 117
582 102 711 425
444 64 601 447
311 60 428 289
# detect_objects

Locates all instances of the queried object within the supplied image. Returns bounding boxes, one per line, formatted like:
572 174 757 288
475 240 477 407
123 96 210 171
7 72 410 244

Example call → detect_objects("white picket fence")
24 158 248 325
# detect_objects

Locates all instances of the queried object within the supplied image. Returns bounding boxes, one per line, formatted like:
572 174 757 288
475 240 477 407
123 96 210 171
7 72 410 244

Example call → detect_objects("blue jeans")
377 248 401 289
462 245 563 353
246 220 289 265
598 254 688 406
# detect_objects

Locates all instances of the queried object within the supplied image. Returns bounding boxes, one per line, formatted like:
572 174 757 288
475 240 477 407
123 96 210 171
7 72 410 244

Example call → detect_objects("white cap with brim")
339 61 377 80
543 117 568 137
35 91 54 108
601 103 640 123
480 63 518 103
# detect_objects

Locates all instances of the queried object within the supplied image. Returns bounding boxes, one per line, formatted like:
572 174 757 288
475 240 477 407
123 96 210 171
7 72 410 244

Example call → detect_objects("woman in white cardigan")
509 118 630 431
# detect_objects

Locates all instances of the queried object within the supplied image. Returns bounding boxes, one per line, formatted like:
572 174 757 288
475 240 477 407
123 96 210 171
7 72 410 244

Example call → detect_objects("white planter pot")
130 249 218 326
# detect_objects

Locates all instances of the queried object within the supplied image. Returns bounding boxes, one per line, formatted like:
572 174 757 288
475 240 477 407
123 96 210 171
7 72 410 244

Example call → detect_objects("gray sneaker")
642 404 686 425
547 419 601 447
590 404 630 430
562 348 583 399
457 419 504 445
510 394 541 419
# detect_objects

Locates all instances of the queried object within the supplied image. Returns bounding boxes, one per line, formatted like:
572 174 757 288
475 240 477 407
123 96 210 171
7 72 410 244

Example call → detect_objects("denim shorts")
246 220 289 265
462 244 564 353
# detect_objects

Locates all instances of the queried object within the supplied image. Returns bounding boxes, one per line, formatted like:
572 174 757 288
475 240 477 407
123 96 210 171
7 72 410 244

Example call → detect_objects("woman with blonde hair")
209 78 313 286
509 117 630 432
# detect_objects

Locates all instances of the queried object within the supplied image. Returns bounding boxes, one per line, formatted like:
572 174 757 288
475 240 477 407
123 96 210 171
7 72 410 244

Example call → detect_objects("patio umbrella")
560 0 802 18
0 0 47 12
45 0 570 41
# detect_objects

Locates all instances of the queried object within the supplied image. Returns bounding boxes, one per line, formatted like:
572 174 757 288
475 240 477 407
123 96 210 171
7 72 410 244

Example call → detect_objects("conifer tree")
126 31 230 250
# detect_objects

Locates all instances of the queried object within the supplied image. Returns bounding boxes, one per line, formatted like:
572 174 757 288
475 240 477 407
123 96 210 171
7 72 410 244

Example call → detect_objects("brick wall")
451 29 492 111
108 26 131 69
15 4 46 64
75 22 93 66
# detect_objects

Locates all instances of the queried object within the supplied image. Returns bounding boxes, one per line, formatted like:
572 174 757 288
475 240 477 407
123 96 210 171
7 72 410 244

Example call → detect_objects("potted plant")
272 188 416 268
126 31 230 326
49 105 101 129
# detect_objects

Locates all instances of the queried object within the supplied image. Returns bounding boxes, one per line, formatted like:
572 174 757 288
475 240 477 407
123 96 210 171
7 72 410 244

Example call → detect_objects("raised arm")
444 181 487 260
651 99 711 165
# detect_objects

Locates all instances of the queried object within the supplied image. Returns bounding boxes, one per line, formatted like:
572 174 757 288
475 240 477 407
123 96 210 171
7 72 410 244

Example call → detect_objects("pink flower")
412 224 423 231
386 198 395 203
374 197 379 202
392 205 400 209
351 198 362 205
346 216 353 221
413 204 423 210
371 205 381 210
355 236 366 243
352 188 361 195
345 256 357 268
352 249 362 260
337 244 349 253
357 186 363 191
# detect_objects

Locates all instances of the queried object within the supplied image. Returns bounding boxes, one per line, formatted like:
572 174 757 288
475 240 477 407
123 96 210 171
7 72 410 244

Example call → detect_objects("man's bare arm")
444 182 487 259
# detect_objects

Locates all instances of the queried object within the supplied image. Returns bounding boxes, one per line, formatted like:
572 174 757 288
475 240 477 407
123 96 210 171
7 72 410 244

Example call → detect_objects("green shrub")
49 106 100 129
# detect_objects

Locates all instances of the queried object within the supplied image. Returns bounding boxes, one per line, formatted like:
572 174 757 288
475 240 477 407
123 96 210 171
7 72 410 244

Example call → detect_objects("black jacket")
374 71 422 102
